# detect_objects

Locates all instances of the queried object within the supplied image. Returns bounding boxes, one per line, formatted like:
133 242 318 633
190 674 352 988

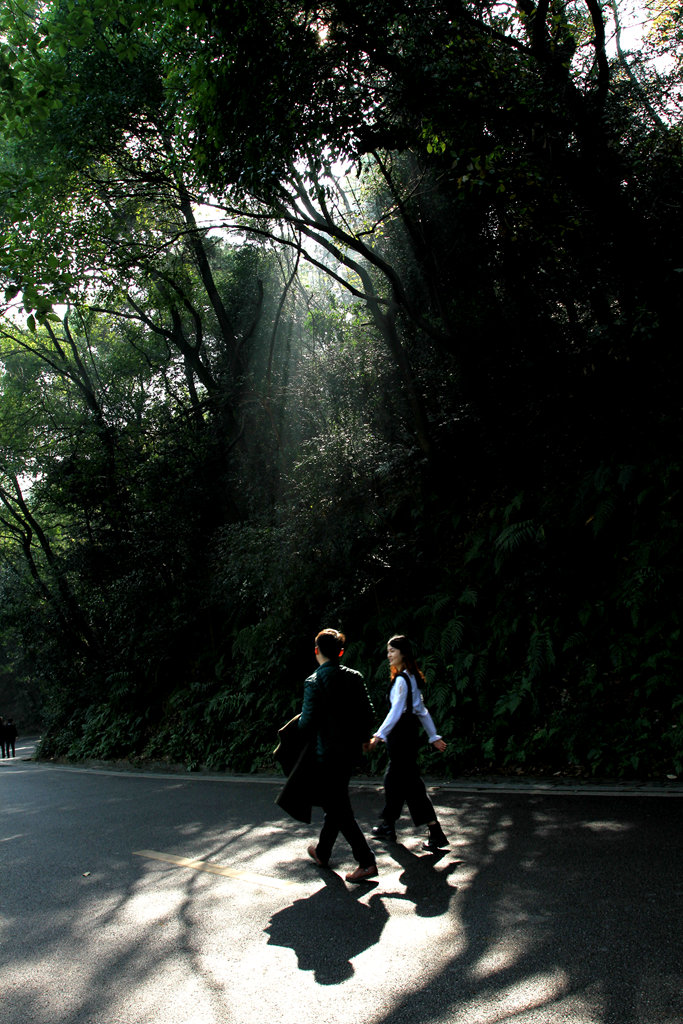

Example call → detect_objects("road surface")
1 745 681 1024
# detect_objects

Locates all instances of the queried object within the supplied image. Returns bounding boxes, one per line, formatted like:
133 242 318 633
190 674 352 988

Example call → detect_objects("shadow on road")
265 870 388 984
380 842 460 917
1 766 681 1024
366 793 683 1024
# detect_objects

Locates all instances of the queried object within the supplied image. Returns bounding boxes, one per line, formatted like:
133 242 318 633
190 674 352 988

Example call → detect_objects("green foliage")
0 0 682 782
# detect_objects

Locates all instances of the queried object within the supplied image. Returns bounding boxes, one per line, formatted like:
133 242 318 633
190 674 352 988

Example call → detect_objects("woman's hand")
432 738 447 753
367 735 382 750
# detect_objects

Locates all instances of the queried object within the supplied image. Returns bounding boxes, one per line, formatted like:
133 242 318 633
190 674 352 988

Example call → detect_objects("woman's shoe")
371 821 397 842
345 863 378 883
422 825 449 851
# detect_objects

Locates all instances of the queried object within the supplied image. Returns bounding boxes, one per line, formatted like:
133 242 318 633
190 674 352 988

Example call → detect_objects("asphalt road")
1 744 681 1024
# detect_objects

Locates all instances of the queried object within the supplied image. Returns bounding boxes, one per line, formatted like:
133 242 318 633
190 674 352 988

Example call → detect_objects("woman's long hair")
388 635 426 684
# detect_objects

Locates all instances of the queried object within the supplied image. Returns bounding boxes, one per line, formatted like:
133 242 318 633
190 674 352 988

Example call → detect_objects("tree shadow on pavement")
368 793 683 1024
264 869 389 984
3 767 681 1024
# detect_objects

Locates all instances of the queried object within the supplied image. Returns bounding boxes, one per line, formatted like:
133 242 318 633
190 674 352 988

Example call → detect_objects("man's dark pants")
315 763 375 868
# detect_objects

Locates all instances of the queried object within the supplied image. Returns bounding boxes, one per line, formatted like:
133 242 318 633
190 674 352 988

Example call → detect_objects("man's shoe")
371 821 396 842
345 863 378 883
307 844 328 867
422 826 449 851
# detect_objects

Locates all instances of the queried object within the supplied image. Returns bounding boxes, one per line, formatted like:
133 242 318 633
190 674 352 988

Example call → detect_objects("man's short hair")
315 628 346 659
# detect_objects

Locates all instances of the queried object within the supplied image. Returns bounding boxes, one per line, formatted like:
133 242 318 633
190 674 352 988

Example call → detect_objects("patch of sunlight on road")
469 943 521 982
445 970 572 1024
581 820 633 833
121 888 181 926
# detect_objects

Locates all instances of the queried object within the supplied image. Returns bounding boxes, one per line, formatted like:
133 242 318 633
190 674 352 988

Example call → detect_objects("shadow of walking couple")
265 845 460 985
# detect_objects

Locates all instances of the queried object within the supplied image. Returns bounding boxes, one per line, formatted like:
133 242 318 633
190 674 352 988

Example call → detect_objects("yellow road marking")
133 849 294 890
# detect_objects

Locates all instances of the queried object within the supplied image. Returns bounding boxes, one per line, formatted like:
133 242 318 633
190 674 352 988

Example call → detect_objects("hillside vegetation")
0 0 681 777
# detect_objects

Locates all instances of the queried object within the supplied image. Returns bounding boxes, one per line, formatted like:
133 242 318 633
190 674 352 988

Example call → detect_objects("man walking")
298 628 378 883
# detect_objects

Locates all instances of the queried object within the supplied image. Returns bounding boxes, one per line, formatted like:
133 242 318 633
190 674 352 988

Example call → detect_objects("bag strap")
397 671 417 716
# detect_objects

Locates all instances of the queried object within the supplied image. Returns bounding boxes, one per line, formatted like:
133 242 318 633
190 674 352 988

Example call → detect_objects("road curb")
16 759 683 797
14 736 683 796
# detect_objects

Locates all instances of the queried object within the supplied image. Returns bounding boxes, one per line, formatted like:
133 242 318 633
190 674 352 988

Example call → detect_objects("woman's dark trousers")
381 715 436 827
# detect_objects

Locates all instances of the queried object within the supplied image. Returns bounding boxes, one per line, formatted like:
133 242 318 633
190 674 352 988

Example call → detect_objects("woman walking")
369 635 448 851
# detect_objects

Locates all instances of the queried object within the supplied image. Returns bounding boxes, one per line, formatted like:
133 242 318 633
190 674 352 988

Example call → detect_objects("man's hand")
432 739 447 752
367 735 382 750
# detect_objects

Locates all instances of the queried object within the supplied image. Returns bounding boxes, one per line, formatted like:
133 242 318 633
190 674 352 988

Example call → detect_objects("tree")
0 0 680 776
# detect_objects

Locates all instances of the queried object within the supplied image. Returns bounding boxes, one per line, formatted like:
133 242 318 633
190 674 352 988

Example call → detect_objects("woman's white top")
375 672 442 744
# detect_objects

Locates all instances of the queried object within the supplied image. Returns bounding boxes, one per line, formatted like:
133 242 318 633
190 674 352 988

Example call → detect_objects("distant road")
1 754 681 1024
